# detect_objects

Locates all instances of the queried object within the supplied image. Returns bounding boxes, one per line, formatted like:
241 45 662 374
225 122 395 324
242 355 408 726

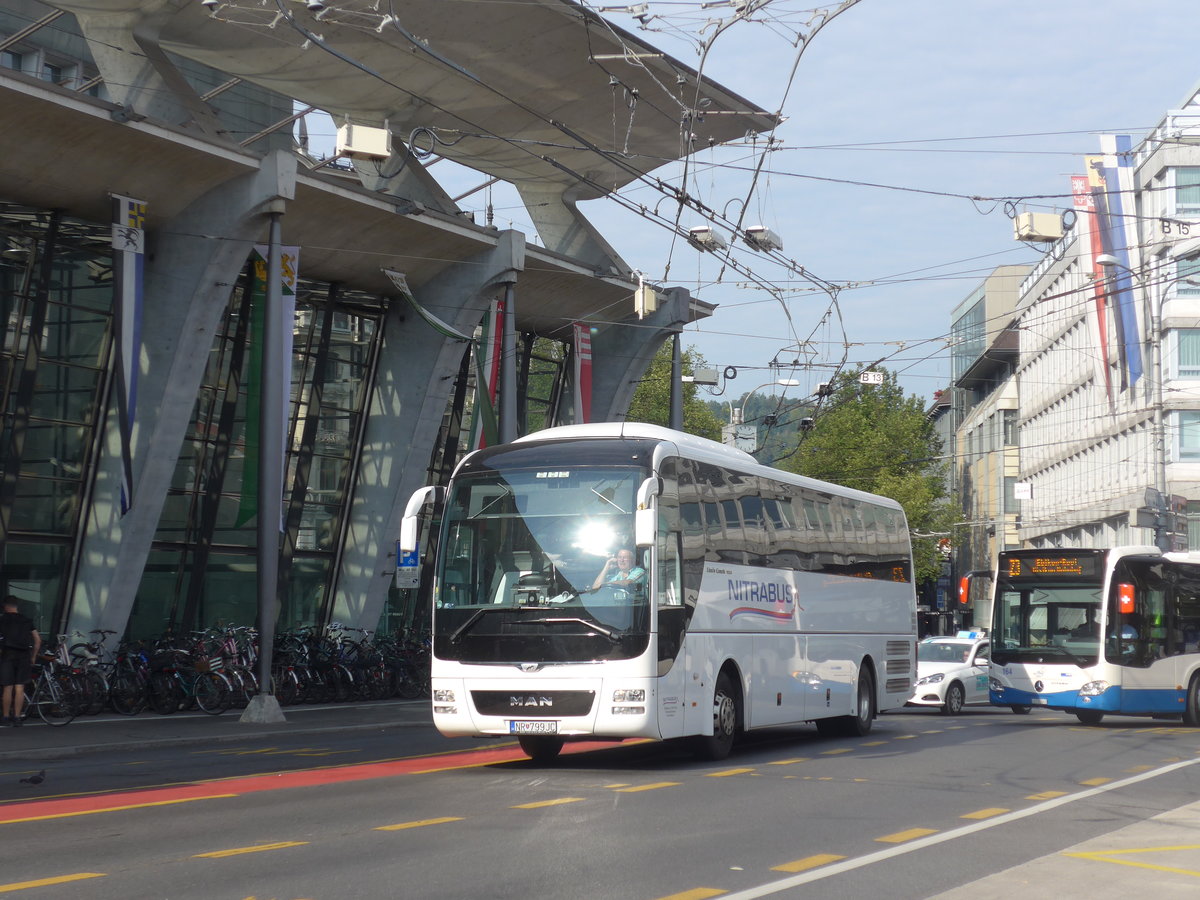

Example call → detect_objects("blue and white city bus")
401 423 918 762
989 547 1200 725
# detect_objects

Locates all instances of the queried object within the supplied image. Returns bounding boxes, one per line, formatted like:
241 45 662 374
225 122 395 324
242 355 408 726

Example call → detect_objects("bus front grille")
471 690 596 718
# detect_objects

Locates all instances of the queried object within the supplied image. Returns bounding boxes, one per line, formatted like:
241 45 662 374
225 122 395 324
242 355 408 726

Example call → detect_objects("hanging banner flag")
468 298 503 451
236 245 299 528
383 268 473 342
110 194 146 516
1072 174 1115 411
572 322 593 424
1097 134 1143 389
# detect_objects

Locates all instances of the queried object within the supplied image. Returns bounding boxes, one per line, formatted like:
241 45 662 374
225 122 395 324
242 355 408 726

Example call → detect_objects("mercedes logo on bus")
1034 681 1044 693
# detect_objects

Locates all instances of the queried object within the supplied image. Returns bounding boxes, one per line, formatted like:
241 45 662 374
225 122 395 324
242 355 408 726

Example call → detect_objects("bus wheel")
1010 705 1032 715
1184 675 1200 727
695 672 739 761
941 682 965 716
818 668 876 737
1075 709 1104 725
519 735 564 763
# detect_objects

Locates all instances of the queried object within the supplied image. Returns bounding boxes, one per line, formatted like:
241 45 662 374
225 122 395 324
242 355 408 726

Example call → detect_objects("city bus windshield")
433 466 651 663
991 580 1103 667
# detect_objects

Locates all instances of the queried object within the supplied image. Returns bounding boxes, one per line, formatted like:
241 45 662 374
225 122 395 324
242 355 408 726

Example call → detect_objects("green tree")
626 342 724 441
776 367 954 584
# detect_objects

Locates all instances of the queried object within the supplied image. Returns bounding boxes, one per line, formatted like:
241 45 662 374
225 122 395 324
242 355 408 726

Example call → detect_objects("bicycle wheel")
109 669 147 715
193 671 233 715
272 668 299 706
82 668 108 715
147 671 182 714
32 676 77 726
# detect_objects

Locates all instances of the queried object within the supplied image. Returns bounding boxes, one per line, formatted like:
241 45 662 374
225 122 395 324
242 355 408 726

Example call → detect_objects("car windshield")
918 642 972 663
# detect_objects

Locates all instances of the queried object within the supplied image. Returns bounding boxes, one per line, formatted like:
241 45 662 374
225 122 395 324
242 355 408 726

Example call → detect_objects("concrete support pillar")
590 287 696 423
68 151 297 643
514 184 629 277
331 230 525 630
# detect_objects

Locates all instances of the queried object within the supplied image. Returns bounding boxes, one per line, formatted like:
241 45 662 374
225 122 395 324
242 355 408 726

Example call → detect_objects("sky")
306 0 1200 406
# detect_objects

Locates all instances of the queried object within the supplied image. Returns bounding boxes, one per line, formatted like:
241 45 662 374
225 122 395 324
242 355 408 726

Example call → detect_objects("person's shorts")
0 649 32 687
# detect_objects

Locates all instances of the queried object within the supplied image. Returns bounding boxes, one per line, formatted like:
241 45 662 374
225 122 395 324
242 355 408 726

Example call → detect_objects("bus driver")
592 549 645 592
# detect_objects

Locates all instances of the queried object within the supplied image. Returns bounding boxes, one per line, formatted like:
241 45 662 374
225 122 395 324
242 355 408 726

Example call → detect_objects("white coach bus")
401 423 918 762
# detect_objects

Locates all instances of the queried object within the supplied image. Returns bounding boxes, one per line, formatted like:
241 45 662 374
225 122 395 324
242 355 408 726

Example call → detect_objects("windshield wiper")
589 486 628 514
525 616 621 643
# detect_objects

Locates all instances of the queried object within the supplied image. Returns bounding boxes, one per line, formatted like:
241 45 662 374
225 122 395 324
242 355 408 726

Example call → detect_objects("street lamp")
1096 248 1200 549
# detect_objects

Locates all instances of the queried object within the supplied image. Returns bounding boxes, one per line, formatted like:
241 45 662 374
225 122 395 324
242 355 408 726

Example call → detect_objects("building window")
41 62 62 84
1177 411 1200 461
1177 167 1200 217
1003 408 1018 445
1178 258 1200 297
1178 330 1200 378
1 50 23 72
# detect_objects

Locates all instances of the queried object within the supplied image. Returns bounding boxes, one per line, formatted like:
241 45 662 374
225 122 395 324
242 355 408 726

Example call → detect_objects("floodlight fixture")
306 0 326 11
200 0 220 8
687 225 727 253
744 225 782 253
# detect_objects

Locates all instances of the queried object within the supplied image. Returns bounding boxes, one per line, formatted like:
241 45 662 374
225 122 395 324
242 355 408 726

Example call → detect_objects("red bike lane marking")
0 740 625 824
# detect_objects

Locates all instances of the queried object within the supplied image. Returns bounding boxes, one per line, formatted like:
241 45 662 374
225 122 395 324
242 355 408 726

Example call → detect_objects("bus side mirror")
634 475 662 549
400 485 444 553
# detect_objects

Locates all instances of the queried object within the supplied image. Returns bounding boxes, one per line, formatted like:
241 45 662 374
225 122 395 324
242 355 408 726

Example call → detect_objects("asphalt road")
1 706 1198 899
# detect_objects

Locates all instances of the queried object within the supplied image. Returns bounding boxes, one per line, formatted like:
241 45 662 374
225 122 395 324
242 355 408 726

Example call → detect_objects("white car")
908 633 991 715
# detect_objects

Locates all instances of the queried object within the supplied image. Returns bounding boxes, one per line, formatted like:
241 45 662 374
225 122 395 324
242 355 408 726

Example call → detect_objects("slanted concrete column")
590 286 697 423
515 183 629 277
331 230 525 629
68 151 297 642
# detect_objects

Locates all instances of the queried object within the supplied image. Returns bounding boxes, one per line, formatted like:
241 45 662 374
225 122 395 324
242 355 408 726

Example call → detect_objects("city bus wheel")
695 672 739 761
1184 675 1200 727
518 735 564 763
941 682 965 716
1010 705 1032 715
1075 709 1104 725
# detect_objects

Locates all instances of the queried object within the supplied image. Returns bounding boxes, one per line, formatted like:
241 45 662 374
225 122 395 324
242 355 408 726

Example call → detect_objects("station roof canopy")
57 0 780 198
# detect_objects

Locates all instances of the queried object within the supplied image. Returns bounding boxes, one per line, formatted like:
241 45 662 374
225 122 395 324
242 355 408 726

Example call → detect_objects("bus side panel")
680 632 754 737
749 633 809 728
805 635 860 719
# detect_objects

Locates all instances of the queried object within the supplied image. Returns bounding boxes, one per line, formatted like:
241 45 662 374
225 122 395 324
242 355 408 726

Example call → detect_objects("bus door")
655 467 690 739
1108 562 1174 714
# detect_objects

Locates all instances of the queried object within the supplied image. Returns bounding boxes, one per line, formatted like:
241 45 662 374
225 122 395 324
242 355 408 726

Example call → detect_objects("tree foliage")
626 342 724 441
776 367 954 584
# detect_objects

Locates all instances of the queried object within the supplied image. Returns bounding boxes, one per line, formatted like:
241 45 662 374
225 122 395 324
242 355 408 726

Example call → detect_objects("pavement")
0 703 1198 898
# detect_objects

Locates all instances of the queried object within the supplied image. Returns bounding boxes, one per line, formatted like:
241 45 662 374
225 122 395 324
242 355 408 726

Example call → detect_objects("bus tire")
1010 705 1032 715
1184 675 1200 727
519 735 564 763
1075 709 1104 725
695 671 739 761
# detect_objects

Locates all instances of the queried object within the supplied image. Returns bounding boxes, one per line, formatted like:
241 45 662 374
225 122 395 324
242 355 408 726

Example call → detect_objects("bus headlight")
433 705 457 715
1078 681 1109 697
611 706 645 715
613 689 646 702
989 677 1004 691
433 689 456 703
915 672 944 686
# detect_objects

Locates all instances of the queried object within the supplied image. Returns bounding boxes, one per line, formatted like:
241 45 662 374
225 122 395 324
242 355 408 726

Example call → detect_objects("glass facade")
0 201 406 642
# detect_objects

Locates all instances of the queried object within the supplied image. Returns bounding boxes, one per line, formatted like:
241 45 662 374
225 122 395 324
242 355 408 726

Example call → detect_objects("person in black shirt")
0 595 41 726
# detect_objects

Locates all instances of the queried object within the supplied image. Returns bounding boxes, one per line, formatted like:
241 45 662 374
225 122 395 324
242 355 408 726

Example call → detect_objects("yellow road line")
767 758 810 765
512 797 586 809
194 841 308 858
1026 790 1068 801
861 741 887 746
894 734 917 740
876 827 938 844
1065 845 1200 878
653 889 727 900
376 817 463 831
772 853 846 873
1124 765 1154 773
0 873 105 891
707 768 755 777
821 748 853 755
961 808 1010 820
1 794 237 824
1079 777 1112 786
613 782 681 793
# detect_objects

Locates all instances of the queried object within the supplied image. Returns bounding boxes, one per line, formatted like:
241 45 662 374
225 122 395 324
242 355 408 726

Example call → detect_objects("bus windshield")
991 580 1103 667
433 466 651 664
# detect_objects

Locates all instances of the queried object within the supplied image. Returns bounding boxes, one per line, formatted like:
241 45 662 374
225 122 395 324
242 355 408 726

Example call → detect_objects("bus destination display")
1004 552 1101 581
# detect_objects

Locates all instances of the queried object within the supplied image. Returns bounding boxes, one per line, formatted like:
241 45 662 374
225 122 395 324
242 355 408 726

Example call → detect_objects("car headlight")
916 672 945 687
1078 681 1109 697
989 677 1004 691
